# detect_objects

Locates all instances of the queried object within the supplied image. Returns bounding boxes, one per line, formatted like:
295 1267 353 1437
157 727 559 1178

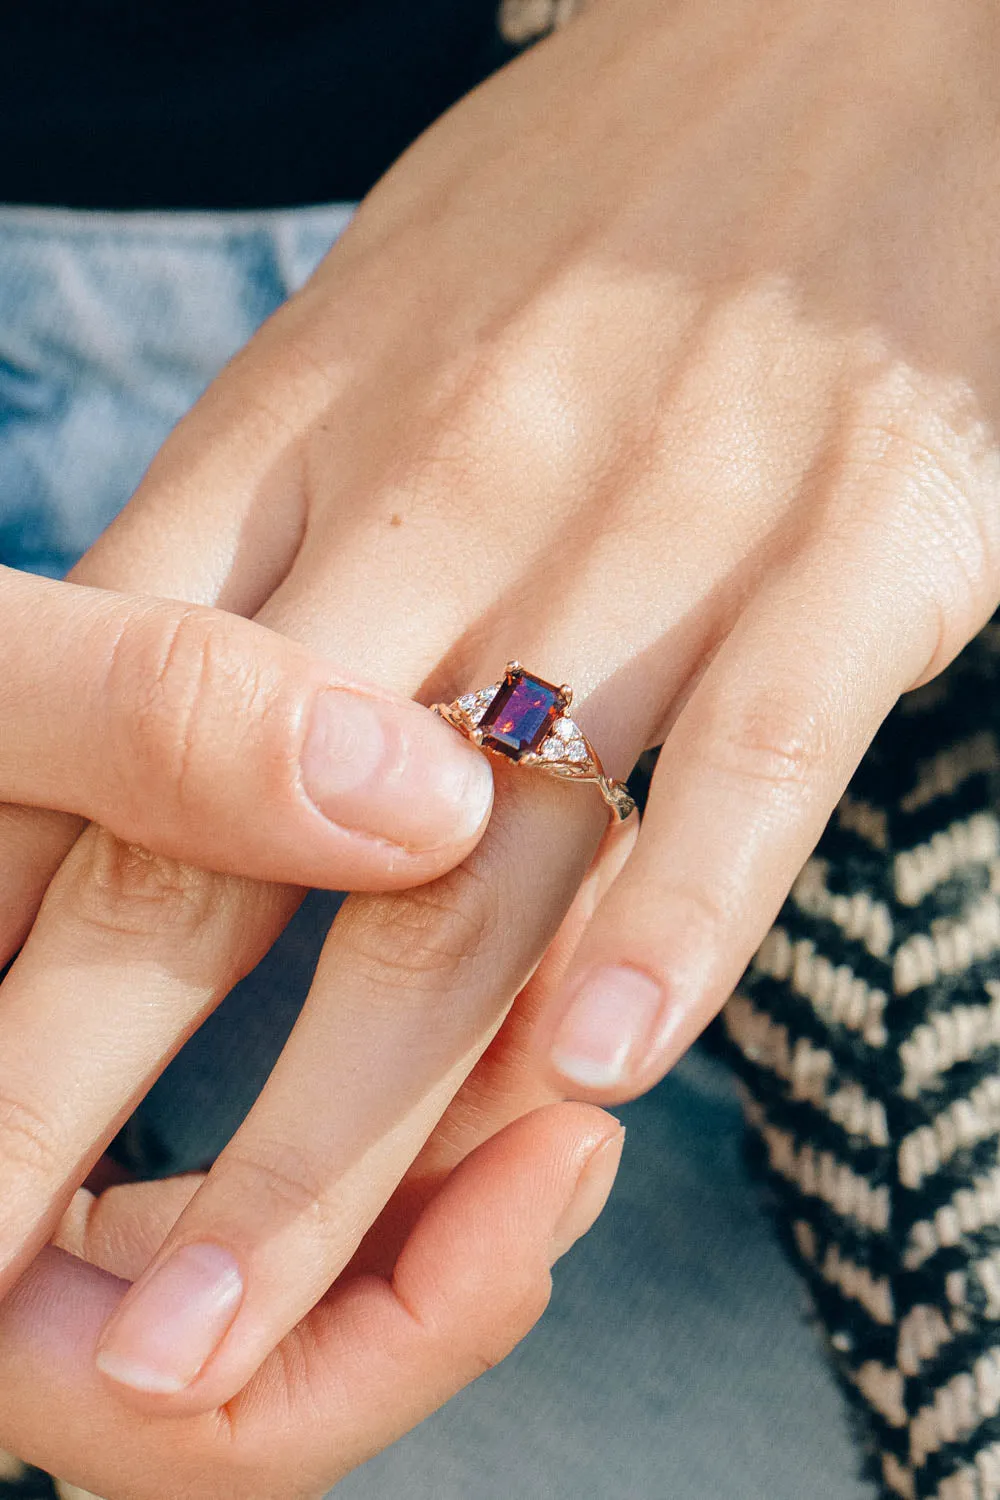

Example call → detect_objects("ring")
432 662 636 822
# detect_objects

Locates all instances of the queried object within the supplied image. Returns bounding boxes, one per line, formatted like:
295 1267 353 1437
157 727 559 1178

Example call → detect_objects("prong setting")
433 666 636 821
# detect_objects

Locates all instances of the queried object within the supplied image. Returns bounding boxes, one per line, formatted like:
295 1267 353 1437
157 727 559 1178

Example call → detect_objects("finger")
0 565 493 896
0 341 480 1321
0 563 491 1307
65 288 334 610
55 1177 206 1281
0 823 300 1295
92 768 609 1411
416 810 640 1169
538 545 934 1102
0 1105 622 1500
347 811 638 1280
284 1104 624 1482
0 804 84 965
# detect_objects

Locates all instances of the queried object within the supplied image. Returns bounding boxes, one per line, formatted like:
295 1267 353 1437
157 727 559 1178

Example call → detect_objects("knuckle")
108 604 274 820
909 486 999 674
340 862 500 997
704 693 832 797
654 878 729 948
389 304 563 506
217 1138 334 1232
109 604 212 812
0 1086 64 1181
846 379 1000 654
68 823 218 940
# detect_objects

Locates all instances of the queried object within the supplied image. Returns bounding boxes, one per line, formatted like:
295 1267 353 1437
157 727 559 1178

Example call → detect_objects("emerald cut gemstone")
479 668 566 760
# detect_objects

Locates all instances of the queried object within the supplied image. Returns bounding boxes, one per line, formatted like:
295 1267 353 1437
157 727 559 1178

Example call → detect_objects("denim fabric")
0 203 352 578
0 203 875 1499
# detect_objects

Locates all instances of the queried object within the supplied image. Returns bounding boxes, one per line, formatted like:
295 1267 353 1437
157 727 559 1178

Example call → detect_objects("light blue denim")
0 203 875 1499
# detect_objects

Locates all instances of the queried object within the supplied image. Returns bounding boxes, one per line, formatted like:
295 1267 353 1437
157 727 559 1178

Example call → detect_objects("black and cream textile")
719 611 1000 1500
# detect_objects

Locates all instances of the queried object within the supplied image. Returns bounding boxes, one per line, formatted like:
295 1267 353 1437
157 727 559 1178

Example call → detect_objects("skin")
2 0 1000 1488
0 571 495 924
3 1100 625 1499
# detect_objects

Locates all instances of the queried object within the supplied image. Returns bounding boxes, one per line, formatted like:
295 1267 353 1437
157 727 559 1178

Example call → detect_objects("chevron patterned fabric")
721 614 1000 1499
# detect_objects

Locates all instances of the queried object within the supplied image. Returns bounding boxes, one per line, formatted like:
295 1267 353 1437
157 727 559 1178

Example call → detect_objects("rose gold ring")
432 662 636 822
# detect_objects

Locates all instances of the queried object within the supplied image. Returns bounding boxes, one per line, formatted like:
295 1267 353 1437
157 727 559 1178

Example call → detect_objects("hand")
0 566 494 1293
0 565 492 945
0 1096 623 1500
2 0 1000 1440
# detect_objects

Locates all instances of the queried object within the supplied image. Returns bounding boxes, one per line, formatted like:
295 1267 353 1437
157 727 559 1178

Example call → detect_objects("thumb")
0 566 492 890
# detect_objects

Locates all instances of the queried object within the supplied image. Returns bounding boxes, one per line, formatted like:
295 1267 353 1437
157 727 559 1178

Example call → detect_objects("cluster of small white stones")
457 685 500 727
540 716 589 764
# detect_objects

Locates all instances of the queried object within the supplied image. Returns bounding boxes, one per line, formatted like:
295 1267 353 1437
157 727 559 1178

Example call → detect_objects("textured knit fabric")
721 620 1000 1500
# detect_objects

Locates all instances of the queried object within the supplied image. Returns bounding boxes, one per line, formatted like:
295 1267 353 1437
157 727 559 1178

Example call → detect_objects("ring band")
432 662 636 822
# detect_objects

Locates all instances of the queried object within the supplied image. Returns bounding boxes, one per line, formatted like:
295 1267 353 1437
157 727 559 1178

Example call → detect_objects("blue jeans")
0 203 875 1500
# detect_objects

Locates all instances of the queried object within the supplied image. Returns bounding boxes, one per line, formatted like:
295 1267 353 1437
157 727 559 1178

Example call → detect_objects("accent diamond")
458 685 500 726
540 725 590 764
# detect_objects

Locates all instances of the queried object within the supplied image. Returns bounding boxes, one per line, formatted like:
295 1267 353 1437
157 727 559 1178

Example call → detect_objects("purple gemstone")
480 669 565 760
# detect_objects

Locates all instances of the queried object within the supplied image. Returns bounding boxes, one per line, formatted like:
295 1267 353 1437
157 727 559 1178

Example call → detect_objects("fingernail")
549 1126 625 1264
96 1243 243 1394
301 689 493 847
550 966 663 1090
